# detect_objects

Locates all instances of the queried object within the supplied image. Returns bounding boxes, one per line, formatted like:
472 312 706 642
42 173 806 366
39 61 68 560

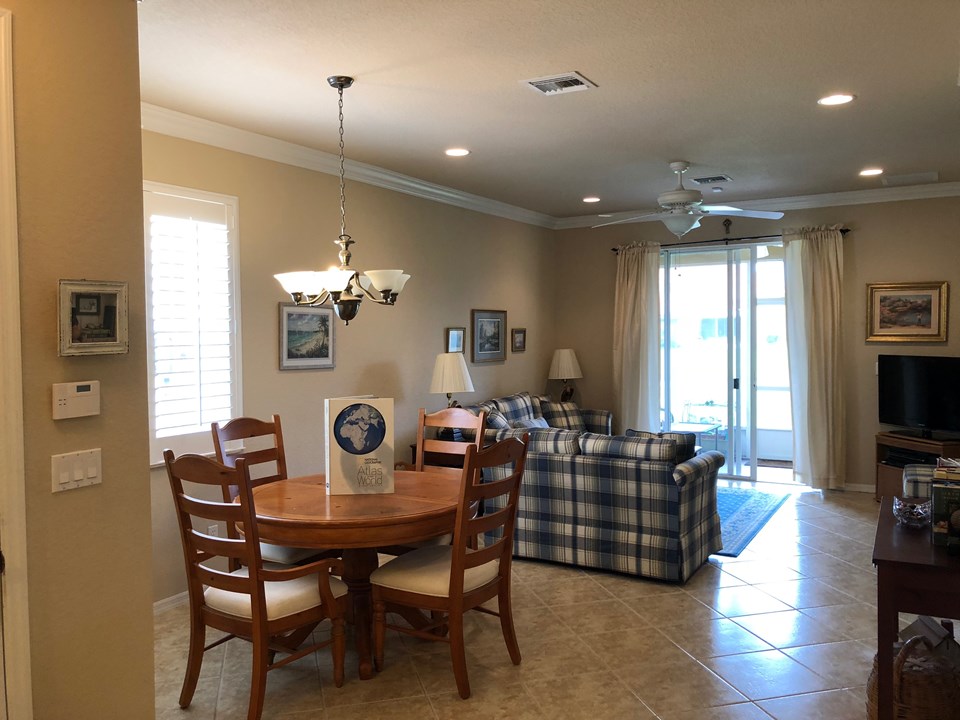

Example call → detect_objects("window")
143 183 241 464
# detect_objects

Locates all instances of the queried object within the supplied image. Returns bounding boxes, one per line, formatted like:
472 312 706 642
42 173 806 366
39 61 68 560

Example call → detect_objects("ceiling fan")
593 161 784 237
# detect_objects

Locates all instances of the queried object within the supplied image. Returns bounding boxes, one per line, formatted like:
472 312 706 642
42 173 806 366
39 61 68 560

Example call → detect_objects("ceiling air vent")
524 71 597 95
690 174 732 185
881 171 939 187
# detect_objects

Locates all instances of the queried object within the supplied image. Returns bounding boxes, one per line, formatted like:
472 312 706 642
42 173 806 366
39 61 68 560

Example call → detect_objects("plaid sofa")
463 391 613 442
485 429 725 583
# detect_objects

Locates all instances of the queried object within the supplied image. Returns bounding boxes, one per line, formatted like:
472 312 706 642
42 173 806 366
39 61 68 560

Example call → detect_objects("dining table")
250 469 461 680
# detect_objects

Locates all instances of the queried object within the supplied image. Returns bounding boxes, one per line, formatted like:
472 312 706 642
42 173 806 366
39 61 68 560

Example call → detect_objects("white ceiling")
137 0 960 222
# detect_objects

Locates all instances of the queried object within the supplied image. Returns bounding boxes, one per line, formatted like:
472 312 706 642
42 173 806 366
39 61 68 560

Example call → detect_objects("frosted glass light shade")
275 271 325 296
661 213 702 238
548 348 583 381
429 352 474 394
393 273 411 294
364 269 404 292
321 268 355 294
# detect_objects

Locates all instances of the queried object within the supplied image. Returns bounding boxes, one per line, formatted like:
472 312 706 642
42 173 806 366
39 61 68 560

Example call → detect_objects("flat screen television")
878 354 960 437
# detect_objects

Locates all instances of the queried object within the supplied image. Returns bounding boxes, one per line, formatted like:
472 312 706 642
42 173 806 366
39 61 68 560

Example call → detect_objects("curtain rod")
610 228 850 254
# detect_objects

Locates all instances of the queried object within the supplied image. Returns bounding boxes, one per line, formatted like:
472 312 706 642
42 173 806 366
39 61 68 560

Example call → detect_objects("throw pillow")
493 391 537 424
511 417 549 429
540 400 586 432
496 428 581 455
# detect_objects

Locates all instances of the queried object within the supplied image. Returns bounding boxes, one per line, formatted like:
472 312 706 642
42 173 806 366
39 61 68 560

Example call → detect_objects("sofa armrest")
672 450 725 489
581 408 613 435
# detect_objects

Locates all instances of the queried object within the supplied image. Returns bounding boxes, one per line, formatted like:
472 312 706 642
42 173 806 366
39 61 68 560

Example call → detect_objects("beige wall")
10 0 154 717
554 196 960 487
142 131 557 601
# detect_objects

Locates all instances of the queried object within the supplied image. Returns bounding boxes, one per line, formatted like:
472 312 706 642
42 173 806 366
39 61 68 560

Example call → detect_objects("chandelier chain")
337 84 347 238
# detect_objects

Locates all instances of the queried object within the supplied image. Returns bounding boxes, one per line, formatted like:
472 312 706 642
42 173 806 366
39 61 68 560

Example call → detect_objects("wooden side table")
872 497 960 720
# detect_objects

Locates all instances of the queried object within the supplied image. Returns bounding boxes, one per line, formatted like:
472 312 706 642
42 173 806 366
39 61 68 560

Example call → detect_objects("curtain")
613 242 661 434
784 226 845 490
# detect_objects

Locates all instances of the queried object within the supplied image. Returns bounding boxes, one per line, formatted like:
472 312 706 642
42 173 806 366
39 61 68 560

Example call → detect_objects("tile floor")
155 485 885 719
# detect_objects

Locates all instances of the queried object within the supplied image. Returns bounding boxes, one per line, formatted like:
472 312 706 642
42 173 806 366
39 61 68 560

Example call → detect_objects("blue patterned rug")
715 487 790 557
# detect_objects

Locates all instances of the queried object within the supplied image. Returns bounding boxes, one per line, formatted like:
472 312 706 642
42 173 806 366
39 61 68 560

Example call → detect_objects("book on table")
324 396 395 495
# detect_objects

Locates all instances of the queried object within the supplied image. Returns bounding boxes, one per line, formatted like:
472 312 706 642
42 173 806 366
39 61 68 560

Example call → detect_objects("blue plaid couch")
485 429 725 583
463 391 613 441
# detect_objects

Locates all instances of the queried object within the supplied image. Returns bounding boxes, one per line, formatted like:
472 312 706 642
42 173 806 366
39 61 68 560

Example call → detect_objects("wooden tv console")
875 431 960 501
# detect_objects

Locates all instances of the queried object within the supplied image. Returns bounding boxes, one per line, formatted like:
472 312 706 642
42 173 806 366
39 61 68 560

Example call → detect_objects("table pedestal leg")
341 548 380 680
877 572 896 720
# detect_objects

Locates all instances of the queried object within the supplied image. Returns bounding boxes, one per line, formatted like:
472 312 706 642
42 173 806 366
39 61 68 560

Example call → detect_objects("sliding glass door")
661 243 793 482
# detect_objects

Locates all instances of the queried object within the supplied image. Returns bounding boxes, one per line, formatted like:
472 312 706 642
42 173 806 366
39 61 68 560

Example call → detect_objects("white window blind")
143 184 241 464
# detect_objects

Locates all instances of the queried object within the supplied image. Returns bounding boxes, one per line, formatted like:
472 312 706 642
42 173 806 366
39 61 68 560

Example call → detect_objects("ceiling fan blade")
700 205 784 220
591 211 661 229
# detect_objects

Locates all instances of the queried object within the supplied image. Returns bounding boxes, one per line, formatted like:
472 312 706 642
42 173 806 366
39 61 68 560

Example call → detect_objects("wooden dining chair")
370 434 529 699
164 450 347 720
212 414 337 568
414 406 487 474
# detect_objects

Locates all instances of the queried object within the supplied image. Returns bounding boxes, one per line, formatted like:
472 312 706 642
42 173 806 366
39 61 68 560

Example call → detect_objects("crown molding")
140 103 555 228
141 104 960 232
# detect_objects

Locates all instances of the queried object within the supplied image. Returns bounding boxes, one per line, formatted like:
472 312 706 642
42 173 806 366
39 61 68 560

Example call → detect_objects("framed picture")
279 304 335 369
471 309 507 363
511 328 526 352
75 294 100 315
445 327 465 353
58 279 129 356
866 281 948 342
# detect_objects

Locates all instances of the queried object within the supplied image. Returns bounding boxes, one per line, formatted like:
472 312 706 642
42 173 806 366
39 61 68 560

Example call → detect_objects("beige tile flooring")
155 485 885 719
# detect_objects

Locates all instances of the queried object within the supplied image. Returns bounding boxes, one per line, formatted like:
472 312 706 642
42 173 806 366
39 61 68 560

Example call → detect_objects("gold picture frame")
866 281 948 343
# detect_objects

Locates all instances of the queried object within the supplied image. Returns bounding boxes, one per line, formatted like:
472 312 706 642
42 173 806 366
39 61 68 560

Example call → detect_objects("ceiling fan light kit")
592 160 785 237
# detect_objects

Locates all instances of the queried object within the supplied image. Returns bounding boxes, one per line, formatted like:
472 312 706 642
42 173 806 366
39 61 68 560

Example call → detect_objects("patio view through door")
661 242 795 483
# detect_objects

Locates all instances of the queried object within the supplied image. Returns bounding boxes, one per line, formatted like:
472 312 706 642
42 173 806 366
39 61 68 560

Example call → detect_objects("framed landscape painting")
511 328 526 352
471 309 506 363
279 304 334 369
866 281 948 342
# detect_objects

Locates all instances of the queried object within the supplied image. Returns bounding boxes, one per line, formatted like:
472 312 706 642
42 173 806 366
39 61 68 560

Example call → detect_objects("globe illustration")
333 403 387 455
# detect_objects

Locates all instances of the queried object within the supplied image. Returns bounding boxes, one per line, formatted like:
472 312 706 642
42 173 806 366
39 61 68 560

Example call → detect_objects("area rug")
715 486 790 557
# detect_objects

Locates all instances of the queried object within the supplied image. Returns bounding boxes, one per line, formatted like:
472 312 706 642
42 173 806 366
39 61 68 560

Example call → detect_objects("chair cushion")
579 432 677 462
204 567 348 621
259 542 324 565
370 544 499 598
626 430 697 462
540 400 586 432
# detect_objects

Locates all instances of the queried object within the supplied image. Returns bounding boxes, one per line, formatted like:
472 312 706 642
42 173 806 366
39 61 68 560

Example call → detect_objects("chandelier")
275 76 409 324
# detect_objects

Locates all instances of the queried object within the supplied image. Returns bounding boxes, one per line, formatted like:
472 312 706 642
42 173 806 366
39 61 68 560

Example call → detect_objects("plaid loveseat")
485 429 725 582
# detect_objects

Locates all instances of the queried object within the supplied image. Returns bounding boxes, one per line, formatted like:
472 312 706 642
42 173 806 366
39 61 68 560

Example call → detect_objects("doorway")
661 242 795 483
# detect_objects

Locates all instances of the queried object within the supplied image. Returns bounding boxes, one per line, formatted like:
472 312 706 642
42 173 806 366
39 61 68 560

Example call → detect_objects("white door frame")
0 8 34 718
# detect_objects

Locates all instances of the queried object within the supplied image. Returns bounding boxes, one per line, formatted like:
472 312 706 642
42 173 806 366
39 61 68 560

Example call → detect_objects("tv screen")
878 354 960 435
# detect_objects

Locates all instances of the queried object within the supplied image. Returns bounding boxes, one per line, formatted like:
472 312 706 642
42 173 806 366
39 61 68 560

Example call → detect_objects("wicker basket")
867 635 960 720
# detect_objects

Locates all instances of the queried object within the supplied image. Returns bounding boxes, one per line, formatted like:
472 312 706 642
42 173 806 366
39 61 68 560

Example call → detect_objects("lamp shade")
660 213 702 238
429 352 474 394
548 349 583 381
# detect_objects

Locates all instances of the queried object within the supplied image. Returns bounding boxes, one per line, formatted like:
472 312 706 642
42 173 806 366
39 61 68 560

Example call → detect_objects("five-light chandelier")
275 76 409 325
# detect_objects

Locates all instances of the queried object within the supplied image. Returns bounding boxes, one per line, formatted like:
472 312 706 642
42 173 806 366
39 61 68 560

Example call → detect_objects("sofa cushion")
493 392 539 424
531 394 551 418
579 432 677 462
496 428 581 455
540 400 586 432
512 416 550 429
626 430 697 462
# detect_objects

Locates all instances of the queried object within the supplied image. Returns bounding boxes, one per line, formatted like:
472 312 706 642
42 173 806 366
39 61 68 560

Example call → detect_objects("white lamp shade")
661 213 702 238
393 273 411 294
548 348 583 381
364 269 403 292
275 271 325 295
321 267 355 294
429 352 474 394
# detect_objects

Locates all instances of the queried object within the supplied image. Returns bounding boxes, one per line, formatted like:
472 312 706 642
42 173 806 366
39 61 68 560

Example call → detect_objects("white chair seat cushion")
370 545 499 598
259 542 322 565
205 568 348 621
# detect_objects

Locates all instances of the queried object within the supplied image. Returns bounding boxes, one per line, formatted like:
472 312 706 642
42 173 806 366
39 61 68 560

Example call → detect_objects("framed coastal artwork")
445 326 465 353
279 304 335 369
866 282 948 343
471 309 506 363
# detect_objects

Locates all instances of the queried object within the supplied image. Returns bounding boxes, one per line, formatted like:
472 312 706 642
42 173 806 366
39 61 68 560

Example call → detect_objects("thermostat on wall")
52 380 101 420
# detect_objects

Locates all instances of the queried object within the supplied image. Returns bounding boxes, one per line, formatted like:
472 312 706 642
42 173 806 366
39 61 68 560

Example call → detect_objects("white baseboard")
154 591 188 615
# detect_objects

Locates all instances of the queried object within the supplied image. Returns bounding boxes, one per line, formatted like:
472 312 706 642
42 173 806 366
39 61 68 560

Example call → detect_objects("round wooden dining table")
251 469 461 680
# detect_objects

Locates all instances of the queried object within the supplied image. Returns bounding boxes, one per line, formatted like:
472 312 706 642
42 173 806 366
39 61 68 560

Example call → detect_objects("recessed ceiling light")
598 213 612 218
582 196 600 203
444 148 470 157
817 93 856 106
860 167 883 176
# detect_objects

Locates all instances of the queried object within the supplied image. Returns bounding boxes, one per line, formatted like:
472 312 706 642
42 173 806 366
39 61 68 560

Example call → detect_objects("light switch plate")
51 449 102 493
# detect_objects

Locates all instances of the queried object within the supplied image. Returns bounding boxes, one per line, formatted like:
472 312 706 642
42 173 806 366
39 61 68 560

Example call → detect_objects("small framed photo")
279 304 334 370
58 279 129 356
471 309 507 363
511 328 526 352
866 281 948 343
445 327 465 353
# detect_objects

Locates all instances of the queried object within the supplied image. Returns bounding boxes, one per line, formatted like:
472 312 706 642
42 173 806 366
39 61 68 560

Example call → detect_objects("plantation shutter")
143 186 241 464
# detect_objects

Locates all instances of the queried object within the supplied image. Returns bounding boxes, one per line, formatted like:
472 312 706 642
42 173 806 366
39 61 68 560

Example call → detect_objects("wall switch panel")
51 449 102 493
52 380 101 419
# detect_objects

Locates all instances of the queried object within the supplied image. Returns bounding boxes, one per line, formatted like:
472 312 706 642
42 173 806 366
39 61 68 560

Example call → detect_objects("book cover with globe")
324 396 394 495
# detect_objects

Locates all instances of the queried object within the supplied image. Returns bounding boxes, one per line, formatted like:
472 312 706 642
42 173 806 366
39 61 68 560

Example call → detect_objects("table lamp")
430 352 474 408
548 348 582 402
